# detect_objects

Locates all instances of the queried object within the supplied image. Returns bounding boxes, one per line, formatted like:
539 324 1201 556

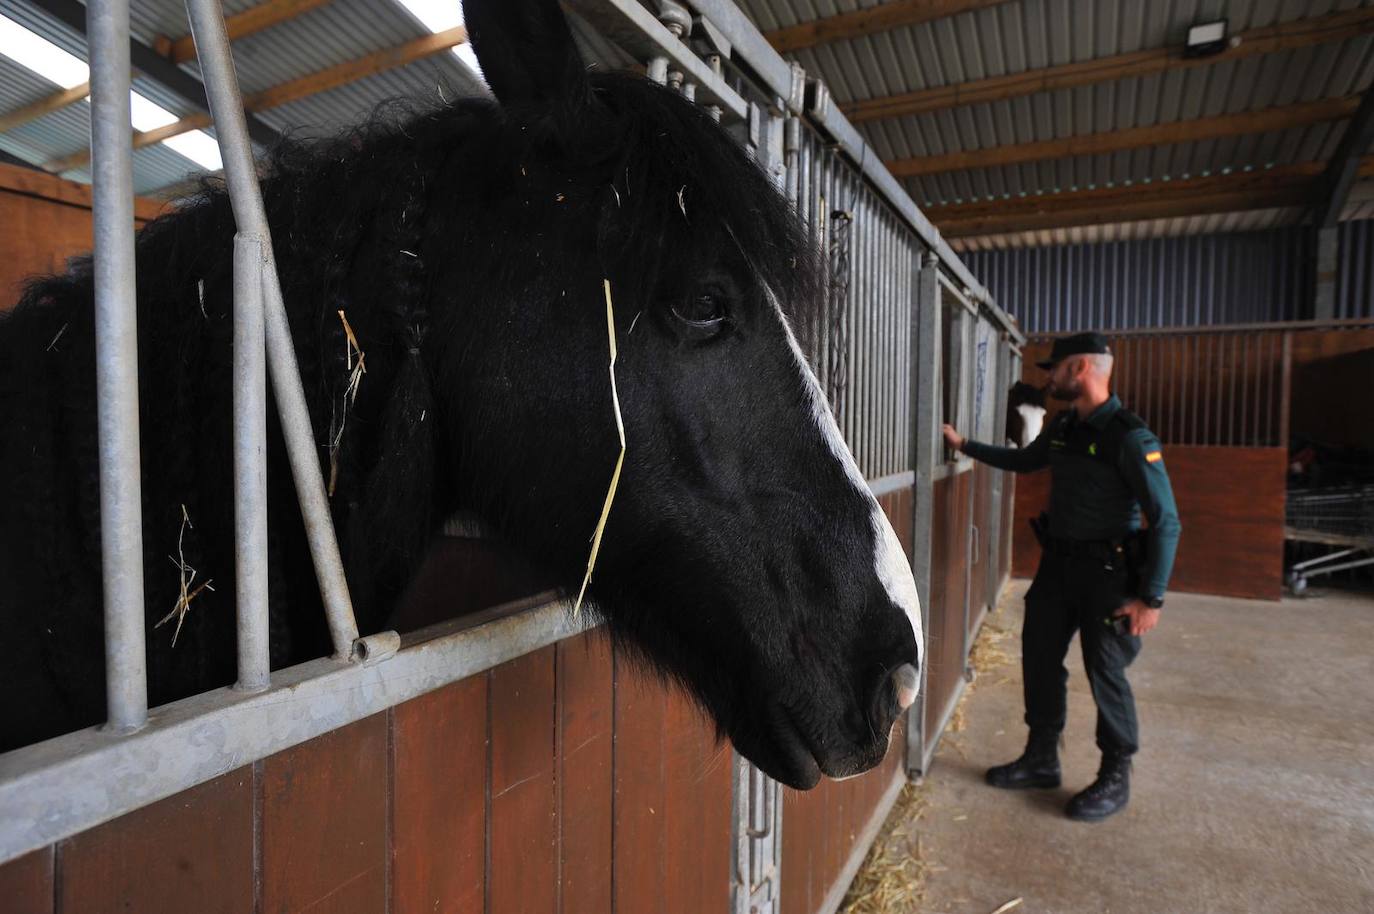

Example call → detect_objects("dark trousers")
1023 549 1142 758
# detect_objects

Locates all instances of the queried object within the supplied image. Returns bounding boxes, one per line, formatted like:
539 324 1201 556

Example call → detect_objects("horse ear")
463 0 591 111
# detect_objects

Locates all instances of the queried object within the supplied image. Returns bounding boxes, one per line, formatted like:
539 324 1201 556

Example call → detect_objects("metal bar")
683 0 1021 343
1202 335 1213 446
89 0 149 734
1241 332 1251 445
1236 331 1247 445
906 255 940 775
0 593 588 864
1291 548 1362 572
1280 331 1293 447
232 234 270 692
185 0 361 659
1295 553 1374 578
562 0 748 120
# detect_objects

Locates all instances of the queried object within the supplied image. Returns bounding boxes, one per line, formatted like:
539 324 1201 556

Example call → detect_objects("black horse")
0 0 921 788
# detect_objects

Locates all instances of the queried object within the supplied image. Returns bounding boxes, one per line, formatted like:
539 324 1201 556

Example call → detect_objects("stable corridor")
912 582 1374 913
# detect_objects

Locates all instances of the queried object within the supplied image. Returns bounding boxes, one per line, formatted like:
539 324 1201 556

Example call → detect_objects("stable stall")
0 1 1021 912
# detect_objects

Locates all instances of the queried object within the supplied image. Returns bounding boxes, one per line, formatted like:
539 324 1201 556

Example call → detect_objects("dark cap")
1037 332 1110 370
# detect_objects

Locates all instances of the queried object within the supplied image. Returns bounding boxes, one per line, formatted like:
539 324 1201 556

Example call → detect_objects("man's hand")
942 423 965 453
1114 599 1161 637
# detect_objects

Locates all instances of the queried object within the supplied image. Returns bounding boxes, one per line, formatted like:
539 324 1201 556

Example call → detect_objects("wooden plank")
391 677 487 914
780 779 816 914
261 714 388 914
764 0 1011 53
163 0 334 63
489 646 558 914
0 162 165 220
612 653 667 914
928 162 1374 238
557 631 615 914
661 681 731 914
0 848 53 914
888 95 1362 178
0 83 89 134
58 769 253 914
923 476 955 740
844 7 1374 122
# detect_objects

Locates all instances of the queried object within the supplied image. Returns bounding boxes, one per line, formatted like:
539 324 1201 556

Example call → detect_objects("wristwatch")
1143 595 1165 609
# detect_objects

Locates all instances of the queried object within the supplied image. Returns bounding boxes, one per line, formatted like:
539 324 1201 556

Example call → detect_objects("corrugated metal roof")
736 0 1374 214
0 0 641 195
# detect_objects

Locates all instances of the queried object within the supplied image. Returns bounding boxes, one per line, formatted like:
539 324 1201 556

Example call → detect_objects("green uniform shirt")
962 395 1181 602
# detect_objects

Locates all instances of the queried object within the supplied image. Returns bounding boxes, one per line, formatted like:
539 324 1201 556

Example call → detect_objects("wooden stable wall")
0 162 164 311
1 489 932 914
1289 327 1374 450
1013 446 1287 601
0 629 734 914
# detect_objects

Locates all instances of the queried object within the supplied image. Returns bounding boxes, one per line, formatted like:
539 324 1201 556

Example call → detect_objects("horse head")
427 0 923 789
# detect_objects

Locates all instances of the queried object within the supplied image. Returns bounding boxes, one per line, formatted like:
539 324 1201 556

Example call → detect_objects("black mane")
0 71 823 747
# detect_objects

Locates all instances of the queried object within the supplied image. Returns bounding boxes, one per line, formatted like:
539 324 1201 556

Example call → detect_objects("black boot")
985 733 1061 789
1066 755 1131 821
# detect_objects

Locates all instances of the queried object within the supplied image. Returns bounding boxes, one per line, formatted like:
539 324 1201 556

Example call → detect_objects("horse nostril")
892 664 919 711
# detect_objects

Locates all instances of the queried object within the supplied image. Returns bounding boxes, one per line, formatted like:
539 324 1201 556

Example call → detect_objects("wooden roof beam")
844 6 1374 124
764 0 1013 54
43 26 468 175
0 0 332 136
928 157 1374 238
25 0 281 147
887 95 1363 178
0 82 89 135
154 0 335 65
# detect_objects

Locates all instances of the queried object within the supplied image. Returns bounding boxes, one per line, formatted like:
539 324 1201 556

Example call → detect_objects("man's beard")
1049 380 1079 402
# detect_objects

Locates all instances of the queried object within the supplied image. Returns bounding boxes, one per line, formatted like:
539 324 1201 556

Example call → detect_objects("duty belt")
1045 536 1124 562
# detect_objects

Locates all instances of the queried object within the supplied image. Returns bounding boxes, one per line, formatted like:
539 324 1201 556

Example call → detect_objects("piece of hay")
573 279 626 617
328 309 367 496
989 898 1023 914
46 323 69 352
156 505 215 646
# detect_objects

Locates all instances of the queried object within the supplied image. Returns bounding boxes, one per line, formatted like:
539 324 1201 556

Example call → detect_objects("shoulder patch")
1145 450 1163 463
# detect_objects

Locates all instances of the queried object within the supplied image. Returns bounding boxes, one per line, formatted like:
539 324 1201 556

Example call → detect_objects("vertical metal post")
89 0 148 733
907 254 940 776
185 0 361 659
233 234 270 691
1314 225 1339 321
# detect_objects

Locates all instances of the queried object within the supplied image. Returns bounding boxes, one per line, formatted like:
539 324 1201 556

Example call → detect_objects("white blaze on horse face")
765 291 925 677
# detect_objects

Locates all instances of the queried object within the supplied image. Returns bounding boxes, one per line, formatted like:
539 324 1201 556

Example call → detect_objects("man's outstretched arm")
944 421 1052 474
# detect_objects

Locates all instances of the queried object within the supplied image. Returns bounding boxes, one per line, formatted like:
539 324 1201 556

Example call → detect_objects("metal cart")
1285 480 1374 594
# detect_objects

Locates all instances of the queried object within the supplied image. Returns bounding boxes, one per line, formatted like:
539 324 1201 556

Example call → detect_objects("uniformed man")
942 332 1181 822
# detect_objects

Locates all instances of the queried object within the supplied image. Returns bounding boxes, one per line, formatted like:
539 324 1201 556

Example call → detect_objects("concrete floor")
908 581 1374 914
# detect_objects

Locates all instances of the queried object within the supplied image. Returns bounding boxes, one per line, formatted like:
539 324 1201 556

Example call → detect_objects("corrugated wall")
1337 219 1374 319
964 221 1374 333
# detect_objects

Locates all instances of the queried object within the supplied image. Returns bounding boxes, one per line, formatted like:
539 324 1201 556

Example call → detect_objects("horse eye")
672 294 727 328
